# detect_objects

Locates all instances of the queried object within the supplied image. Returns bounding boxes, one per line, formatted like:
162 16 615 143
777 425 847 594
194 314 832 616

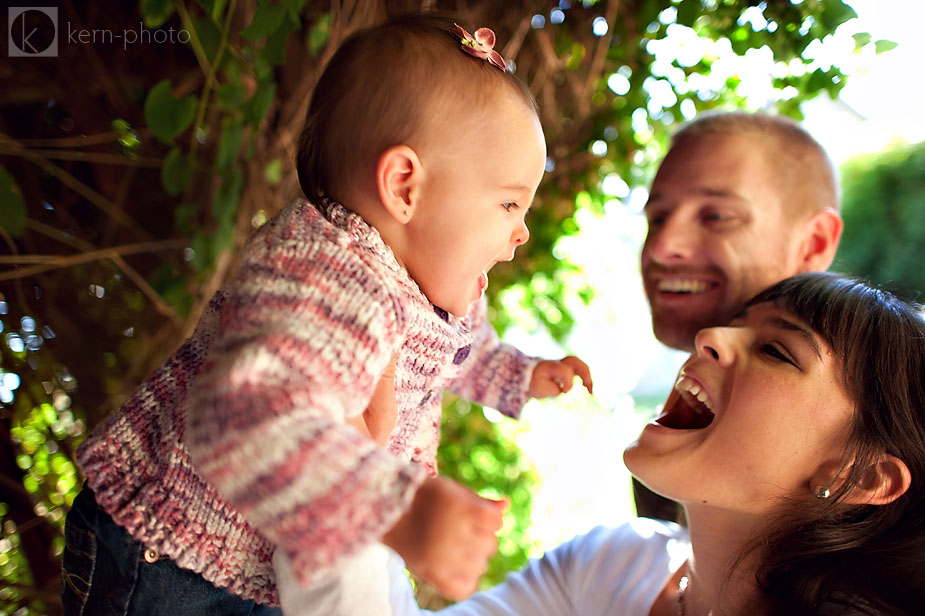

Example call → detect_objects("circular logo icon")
9 8 58 57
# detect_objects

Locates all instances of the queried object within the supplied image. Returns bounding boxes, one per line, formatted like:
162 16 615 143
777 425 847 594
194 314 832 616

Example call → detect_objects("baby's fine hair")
297 13 538 204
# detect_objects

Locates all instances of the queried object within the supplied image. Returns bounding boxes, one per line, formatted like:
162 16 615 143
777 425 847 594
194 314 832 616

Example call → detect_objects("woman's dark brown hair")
746 272 925 614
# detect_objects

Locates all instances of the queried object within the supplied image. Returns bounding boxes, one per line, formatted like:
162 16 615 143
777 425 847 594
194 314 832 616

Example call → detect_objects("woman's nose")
694 326 735 366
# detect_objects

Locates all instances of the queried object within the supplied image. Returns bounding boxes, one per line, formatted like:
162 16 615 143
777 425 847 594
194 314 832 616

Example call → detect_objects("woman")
418 272 925 615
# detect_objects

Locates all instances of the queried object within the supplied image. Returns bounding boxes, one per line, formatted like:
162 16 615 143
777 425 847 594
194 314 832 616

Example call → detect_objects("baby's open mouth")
655 376 715 429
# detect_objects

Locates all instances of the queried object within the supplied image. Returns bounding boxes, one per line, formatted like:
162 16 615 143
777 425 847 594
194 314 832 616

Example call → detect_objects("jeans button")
143 547 159 563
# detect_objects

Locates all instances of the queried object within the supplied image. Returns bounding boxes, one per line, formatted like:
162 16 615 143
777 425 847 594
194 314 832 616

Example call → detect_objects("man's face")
641 133 808 351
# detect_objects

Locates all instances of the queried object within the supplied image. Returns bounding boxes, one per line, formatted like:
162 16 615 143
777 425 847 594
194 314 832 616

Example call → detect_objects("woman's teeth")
675 376 714 412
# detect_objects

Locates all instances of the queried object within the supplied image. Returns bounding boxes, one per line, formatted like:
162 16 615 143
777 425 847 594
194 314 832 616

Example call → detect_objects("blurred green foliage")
834 140 925 301
0 0 897 613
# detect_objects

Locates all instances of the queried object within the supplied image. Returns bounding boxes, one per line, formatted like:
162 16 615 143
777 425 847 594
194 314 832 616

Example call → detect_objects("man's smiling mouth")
657 278 712 294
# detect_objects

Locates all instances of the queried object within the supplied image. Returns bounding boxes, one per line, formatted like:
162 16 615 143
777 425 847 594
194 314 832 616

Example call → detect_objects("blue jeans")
62 486 282 616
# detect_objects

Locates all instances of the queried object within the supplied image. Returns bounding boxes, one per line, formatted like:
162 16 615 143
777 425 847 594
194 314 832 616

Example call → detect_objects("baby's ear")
376 145 421 224
833 456 911 506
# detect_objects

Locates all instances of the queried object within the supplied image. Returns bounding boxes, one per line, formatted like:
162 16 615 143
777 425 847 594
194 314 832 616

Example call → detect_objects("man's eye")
702 211 729 223
760 343 797 367
501 202 519 211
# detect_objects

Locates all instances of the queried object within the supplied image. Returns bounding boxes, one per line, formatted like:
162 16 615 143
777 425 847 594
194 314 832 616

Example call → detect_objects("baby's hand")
381 476 506 600
528 356 593 398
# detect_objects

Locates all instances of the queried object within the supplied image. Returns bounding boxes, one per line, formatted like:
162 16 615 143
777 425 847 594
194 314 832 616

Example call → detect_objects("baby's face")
401 92 547 317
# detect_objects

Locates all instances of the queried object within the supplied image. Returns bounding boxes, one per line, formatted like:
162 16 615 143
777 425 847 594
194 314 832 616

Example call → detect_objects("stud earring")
403 209 409 216
815 485 831 499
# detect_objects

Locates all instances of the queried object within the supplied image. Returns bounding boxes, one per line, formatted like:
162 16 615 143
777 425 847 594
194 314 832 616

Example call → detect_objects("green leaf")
144 80 197 143
141 0 174 28
852 32 872 49
174 202 198 234
216 118 245 173
210 0 229 21
676 0 699 27
244 79 276 126
286 0 307 24
264 158 283 185
240 3 287 40
216 83 248 110
192 17 221 60
190 219 235 272
875 39 898 54
260 21 294 66
161 147 193 196
805 67 831 94
817 1 858 32
0 166 26 238
566 42 586 71
307 12 332 56
190 231 213 271
213 170 243 224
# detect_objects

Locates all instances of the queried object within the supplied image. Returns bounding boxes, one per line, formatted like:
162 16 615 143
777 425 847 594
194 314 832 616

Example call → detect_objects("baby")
63 13 590 616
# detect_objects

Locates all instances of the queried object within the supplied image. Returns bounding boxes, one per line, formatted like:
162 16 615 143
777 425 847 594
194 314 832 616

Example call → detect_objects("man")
635 111 844 520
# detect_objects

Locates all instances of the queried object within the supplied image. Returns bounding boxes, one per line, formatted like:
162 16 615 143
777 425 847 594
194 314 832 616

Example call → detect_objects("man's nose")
644 214 697 263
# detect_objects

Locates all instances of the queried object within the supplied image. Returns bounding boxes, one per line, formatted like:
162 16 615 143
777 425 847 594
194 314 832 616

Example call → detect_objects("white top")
278 518 689 616
425 518 690 616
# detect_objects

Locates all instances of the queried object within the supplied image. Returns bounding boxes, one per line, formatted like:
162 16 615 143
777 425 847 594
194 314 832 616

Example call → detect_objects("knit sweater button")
453 345 471 365
143 547 159 563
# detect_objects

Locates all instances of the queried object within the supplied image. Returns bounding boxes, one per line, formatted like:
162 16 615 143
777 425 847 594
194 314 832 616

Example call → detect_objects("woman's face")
624 302 855 515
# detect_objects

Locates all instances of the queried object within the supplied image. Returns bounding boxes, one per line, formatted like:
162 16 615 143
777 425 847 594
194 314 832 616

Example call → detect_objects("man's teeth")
675 376 714 412
659 279 709 293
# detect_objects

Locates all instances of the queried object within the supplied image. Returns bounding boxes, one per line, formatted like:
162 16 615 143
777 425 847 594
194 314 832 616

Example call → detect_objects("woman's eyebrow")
766 315 821 359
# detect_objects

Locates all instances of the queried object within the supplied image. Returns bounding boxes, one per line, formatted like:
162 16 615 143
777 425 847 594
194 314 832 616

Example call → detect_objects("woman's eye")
760 343 797 368
501 202 519 212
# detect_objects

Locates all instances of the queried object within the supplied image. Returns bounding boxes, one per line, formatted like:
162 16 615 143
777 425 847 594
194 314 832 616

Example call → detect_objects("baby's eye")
501 202 519 212
760 343 797 368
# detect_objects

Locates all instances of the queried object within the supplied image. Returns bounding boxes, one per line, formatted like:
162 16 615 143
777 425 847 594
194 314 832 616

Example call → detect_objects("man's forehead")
644 184 753 212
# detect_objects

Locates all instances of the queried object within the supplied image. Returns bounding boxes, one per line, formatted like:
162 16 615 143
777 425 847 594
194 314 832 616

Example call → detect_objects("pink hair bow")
454 23 507 72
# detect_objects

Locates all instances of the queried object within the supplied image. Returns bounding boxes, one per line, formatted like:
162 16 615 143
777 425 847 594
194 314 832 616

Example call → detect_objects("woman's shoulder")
579 517 688 548
564 518 689 568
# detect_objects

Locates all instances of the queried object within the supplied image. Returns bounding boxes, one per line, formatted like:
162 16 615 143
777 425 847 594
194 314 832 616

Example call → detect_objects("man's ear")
813 455 912 506
376 145 422 224
798 207 843 272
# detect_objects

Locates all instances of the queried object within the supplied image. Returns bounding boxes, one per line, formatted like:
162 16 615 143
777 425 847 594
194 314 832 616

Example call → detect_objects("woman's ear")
817 456 912 506
376 145 422 224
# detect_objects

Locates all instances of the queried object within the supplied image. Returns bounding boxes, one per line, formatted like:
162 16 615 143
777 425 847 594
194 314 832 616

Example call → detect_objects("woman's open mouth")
655 375 715 429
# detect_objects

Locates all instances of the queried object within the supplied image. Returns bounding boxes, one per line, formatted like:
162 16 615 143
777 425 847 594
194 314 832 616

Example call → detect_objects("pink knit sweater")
76 198 538 605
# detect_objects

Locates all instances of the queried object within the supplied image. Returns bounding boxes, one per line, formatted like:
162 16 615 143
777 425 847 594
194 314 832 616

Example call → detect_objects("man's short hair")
671 111 840 218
